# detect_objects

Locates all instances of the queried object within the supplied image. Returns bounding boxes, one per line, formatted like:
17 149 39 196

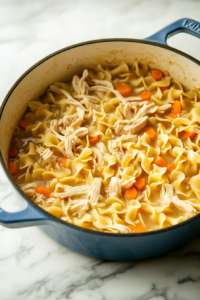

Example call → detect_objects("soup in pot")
8 61 200 233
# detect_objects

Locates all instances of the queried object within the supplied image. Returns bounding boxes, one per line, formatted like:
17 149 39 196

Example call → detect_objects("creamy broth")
8 62 200 233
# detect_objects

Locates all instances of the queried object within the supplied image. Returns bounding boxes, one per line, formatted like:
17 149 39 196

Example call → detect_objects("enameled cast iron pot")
1 18 200 260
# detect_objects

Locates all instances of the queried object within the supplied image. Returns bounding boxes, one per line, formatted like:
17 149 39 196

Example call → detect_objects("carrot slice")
89 136 100 144
172 101 182 114
137 208 143 215
168 113 178 119
167 164 176 173
116 84 131 97
60 158 67 167
35 186 51 196
153 157 166 168
8 162 17 176
140 92 151 100
128 225 147 233
151 69 163 81
132 226 147 233
9 147 18 158
125 186 138 200
133 178 146 191
160 87 167 93
143 127 157 140
180 131 197 139
19 120 31 130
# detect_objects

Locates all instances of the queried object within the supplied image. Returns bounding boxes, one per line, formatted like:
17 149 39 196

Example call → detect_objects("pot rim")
1 37 200 237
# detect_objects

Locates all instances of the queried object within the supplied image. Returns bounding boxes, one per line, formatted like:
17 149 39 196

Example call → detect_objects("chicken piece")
50 119 65 141
157 104 172 113
80 97 101 111
109 177 122 198
91 79 114 89
66 198 90 218
89 178 102 207
54 185 91 198
72 108 85 128
120 103 138 119
132 102 156 121
160 184 196 213
65 127 89 159
115 116 148 134
92 147 104 166
28 100 42 111
121 178 136 189
36 147 56 163
108 135 137 156
96 142 108 155
89 85 141 103
72 69 89 95
108 222 131 233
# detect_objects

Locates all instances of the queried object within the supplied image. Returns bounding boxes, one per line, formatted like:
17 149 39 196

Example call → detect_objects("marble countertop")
1 0 200 299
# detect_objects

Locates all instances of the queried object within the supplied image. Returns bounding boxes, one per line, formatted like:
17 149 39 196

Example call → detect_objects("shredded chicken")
109 177 122 198
66 198 90 218
115 116 148 134
109 222 131 233
54 185 91 198
160 184 196 213
65 127 89 159
91 78 114 89
120 103 138 119
36 147 56 163
89 178 102 207
96 142 108 155
50 119 65 141
89 85 141 103
108 135 137 157
121 178 136 189
72 69 89 95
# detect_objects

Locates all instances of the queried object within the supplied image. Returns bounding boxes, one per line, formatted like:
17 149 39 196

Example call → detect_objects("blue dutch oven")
1 18 200 260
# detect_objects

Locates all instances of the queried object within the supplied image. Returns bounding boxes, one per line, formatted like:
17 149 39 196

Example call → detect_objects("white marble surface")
1 0 200 299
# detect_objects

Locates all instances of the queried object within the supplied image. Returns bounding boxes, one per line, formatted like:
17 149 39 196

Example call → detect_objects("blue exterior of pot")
1 17 200 260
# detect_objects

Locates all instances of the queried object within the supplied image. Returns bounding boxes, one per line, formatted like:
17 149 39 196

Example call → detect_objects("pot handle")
0 202 51 228
145 18 200 45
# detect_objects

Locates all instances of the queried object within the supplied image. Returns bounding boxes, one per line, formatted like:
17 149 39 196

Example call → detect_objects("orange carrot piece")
153 157 166 168
143 127 157 140
116 84 131 97
19 120 31 130
35 186 51 196
172 101 182 114
167 164 176 173
60 158 67 167
151 69 163 81
125 186 138 200
137 208 143 215
160 86 167 93
8 162 17 176
132 226 147 233
140 91 151 100
180 131 197 139
9 147 18 158
168 113 178 119
128 225 147 233
133 178 146 191
89 136 100 144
